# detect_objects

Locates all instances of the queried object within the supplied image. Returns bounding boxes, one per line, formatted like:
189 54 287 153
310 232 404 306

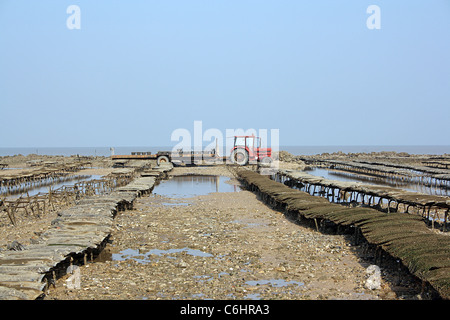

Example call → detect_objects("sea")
0 145 449 157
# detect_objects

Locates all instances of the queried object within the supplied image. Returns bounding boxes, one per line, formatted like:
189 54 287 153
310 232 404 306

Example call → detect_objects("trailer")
111 134 273 166
111 150 222 166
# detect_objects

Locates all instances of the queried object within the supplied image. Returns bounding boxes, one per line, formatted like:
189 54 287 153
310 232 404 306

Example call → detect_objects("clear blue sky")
0 1 449 148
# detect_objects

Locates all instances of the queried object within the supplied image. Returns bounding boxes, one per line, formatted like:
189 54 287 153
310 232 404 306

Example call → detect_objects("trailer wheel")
230 149 249 166
157 155 170 166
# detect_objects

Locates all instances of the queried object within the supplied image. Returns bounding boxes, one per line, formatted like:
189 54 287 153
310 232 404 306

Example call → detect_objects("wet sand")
43 166 420 300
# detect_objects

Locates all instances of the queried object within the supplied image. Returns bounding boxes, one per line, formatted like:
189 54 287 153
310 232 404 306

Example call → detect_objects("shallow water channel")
2 174 103 199
112 175 240 262
306 167 449 196
153 175 241 198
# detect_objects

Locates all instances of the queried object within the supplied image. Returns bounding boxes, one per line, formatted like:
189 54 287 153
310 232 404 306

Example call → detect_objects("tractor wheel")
157 155 170 166
231 149 249 166
261 157 272 166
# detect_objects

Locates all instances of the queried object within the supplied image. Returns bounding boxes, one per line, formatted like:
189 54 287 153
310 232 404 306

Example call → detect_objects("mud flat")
45 165 425 300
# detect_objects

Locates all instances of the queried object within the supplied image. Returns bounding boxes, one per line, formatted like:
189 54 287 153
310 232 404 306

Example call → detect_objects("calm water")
0 145 449 157
1 174 103 198
112 247 213 264
153 175 240 198
305 168 449 196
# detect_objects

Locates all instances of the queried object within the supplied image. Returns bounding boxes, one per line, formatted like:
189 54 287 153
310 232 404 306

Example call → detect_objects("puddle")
153 175 241 198
140 195 192 207
161 202 190 206
112 249 148 264
245 279 304 288
242 279 305 299
112 247 213 264
146 248 213 257
245 293 262 300
193 275 214 283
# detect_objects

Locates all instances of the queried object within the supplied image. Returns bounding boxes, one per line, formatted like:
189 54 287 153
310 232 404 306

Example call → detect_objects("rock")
365 265 381 290
178 260 188 268
66 265 81 290
7 241 25 251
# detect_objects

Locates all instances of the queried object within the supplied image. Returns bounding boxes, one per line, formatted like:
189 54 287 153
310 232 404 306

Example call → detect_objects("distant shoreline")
0 145 449 157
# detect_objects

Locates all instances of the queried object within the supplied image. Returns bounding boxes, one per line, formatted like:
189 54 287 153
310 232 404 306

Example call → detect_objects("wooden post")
314 218 319 232
6 206 16 226
444 209 449 232
354 226 359 245
48 187 55 210
52 271 57 288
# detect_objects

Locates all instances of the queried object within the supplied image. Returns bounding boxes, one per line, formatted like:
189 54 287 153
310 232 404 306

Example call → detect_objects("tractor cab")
230 135 272 165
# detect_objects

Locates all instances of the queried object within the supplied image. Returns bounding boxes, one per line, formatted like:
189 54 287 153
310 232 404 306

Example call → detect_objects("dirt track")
43 166 422 300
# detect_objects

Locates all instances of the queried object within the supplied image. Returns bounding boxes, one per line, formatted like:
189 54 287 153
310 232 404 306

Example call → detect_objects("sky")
0 0 449 148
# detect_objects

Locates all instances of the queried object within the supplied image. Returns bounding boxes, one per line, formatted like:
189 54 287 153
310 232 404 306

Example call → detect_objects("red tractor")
230 135 272 166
